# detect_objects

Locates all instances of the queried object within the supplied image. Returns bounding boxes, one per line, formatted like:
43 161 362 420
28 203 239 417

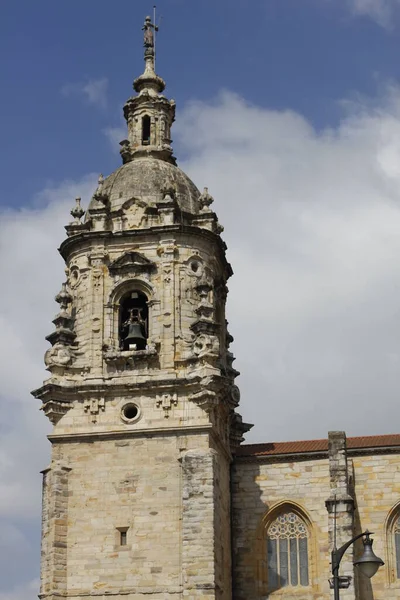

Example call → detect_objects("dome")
88 158 201 215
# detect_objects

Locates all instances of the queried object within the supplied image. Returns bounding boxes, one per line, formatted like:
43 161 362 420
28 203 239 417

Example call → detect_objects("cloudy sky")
2 0 400 596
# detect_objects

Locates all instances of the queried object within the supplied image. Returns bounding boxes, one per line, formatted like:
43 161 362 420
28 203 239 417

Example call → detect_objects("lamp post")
331 530 384 600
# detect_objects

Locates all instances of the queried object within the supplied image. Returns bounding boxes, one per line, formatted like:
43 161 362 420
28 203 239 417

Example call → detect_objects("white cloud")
103 125 126 151
5 84 400 592
0 174 97 593
175 87 400 442
61 77 109 109
346 0 400 26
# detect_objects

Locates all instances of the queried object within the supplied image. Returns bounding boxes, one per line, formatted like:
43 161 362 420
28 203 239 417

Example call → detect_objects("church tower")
33 16 250 600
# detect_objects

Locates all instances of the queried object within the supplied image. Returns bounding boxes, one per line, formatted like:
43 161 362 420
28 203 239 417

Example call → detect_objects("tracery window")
267 511 309 591
394 516 400 579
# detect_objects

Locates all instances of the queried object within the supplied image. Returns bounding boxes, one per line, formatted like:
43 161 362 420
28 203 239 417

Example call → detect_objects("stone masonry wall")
181 447 232 600
351 452 400 600
40 463 70 599
232 456 331 600
232 449 400 600
53 434 196 599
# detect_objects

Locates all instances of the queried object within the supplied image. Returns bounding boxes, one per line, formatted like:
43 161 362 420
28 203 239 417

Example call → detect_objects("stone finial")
93 174 107 204
70 197 85 223
55 282 72 311
199 187 214 213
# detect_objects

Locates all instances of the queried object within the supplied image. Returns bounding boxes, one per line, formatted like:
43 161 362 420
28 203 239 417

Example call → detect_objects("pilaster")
326 431 356 600
181 448 232 600
39 463 71 599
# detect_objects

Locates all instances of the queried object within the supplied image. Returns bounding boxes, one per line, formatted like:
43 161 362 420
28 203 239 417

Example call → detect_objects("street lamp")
331 530 384 600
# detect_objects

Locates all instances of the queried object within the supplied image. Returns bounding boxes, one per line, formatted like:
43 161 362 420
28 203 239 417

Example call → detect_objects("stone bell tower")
33 16 250 600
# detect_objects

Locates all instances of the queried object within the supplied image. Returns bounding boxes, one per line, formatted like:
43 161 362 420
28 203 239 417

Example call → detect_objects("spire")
133 14 165 96
120 13 176 165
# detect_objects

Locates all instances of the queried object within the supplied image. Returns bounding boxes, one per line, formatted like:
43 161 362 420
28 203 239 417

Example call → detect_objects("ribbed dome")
88 158 201 215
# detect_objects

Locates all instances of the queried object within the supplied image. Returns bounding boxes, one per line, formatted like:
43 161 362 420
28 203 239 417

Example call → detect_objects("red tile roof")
236 434 400 457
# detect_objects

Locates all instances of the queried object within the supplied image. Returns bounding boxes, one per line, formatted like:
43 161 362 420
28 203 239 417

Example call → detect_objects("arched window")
119 291 148 351
267 511 309 591
142 116 151 145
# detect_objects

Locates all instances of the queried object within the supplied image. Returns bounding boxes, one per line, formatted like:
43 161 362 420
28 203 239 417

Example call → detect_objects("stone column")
40 463 70 599
325 431 355 600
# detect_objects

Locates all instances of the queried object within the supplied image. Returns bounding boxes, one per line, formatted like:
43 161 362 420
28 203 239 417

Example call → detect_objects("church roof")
87 157 201 215
237 433 400 457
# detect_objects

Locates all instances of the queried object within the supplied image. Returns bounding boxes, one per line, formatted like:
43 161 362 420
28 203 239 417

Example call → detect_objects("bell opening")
142 115 151 145
119 290 148 350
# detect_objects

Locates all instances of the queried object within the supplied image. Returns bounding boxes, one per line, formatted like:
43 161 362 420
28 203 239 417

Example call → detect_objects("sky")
2 0 400 597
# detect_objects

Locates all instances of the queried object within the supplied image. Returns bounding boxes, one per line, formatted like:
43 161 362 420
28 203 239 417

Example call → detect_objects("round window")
121 403 140 423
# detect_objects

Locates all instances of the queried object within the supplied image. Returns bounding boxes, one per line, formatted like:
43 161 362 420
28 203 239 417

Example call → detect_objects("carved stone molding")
188 389 218 412
41 400 72 425
84 397 105 423
103 344 158 371
109 252 155 276
156 393 178 418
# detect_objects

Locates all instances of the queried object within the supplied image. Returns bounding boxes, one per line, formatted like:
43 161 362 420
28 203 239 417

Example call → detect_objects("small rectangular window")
117 527 129 546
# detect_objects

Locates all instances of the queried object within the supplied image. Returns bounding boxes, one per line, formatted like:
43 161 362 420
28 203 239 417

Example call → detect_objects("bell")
123 321 146 351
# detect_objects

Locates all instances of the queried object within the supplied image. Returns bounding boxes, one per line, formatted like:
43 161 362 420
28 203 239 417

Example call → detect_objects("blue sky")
4 1 400 598
2 0 400 207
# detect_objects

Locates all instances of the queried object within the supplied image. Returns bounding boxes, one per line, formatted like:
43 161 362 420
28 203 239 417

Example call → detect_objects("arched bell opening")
142 115 151 145
119 291 148 351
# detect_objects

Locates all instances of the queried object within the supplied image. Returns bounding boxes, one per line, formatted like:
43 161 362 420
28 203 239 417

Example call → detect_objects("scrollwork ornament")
193 334 219 358
45 343 74 368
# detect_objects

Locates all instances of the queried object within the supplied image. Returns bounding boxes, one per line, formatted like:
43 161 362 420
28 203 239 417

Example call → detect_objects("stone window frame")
255 500 317 598
385 501 400 585
105 278 158 351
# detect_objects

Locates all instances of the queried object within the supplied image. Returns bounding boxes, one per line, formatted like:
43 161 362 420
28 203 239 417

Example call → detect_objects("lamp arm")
332 531 373 574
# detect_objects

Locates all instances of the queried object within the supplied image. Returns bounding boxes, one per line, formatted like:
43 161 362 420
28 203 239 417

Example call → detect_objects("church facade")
33 18 400 600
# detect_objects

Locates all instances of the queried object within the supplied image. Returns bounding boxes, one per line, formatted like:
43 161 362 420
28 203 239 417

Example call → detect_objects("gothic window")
119 291 148 351
267 511 309 591
142 115 151 145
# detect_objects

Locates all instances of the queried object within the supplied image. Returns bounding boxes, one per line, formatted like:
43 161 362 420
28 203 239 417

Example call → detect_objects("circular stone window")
121 403 140 423
187 258 203 277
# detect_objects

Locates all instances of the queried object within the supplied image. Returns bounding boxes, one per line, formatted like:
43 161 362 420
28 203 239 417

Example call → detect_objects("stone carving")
70 197 85 223
188 389 218 412
109 252 155 276
45 343 74 368
122 198 147 229
142 15 158 48
93 174 107 204
193 334 219 358
84 398 105 423
41 400 71 425
156 393 178 418
199 187 214 214
68 265 81 289
230 385 241 407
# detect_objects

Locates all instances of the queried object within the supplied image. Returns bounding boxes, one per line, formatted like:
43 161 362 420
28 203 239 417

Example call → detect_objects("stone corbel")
41 399 72 425
188 389 218 412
